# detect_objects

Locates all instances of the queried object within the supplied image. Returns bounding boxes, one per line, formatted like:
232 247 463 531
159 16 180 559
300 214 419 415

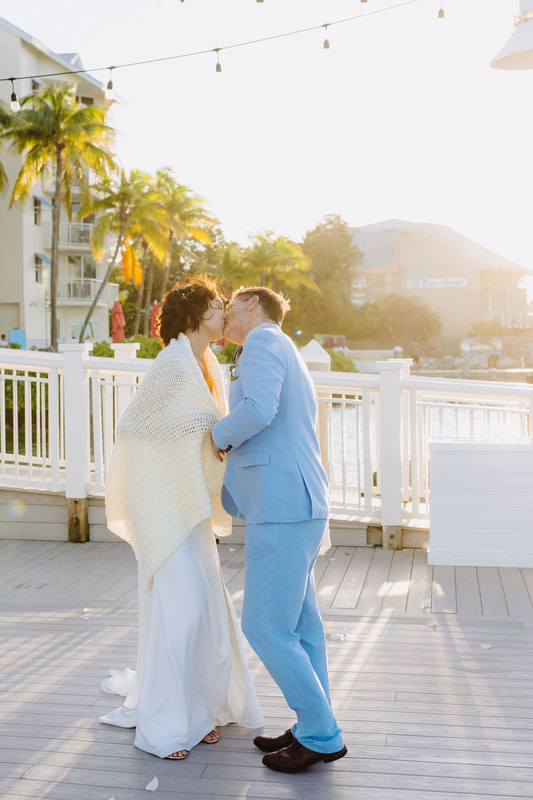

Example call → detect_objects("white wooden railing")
43 221 94 248
56 278 119 306
1 345 532 526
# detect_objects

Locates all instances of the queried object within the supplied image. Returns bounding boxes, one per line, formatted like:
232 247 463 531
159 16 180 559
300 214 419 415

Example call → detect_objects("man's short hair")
232 286 290 325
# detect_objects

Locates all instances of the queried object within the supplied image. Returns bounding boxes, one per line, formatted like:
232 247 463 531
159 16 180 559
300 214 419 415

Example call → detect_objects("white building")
0 17 119 348
350 220 530 338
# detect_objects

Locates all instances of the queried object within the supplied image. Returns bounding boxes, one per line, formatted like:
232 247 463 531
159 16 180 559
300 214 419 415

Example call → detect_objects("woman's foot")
165 750 188 760
202 729 219 744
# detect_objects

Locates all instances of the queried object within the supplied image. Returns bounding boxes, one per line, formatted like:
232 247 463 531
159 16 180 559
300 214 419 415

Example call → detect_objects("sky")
1 0 533 276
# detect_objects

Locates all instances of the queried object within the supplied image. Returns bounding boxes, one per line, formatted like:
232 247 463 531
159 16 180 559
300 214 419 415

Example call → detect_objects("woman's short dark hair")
232 286 290 325
158 275 222 346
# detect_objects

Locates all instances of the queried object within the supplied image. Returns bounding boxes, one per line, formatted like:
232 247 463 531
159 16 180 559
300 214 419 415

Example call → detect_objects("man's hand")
210 432 225 462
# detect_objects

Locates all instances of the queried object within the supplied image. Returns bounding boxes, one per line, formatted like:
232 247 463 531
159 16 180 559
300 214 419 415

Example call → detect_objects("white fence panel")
1 349 532 528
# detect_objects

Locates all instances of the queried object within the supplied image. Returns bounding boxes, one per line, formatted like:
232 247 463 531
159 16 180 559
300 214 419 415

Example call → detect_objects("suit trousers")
241 519 344 754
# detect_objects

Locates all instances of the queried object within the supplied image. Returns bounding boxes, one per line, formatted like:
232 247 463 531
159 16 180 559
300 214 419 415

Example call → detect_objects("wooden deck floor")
1 539 533 799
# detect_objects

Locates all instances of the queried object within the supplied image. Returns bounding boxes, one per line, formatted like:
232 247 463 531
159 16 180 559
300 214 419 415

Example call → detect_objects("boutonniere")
229 363 239 381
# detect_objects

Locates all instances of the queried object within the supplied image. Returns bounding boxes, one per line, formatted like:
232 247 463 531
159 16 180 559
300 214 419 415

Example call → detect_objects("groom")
211 287 346 774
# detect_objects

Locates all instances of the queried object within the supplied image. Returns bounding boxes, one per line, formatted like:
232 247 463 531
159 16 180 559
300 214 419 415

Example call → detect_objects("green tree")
469 319 505 336
0 83 114 350
78 169 167 342
156 167 214 299
242 232 318 293
283 215 360 340
0 103 12 192
355 294 441 347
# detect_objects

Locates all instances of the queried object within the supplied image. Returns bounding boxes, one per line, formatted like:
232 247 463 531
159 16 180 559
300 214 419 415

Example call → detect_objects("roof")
351 219 530 274
0 16 106 94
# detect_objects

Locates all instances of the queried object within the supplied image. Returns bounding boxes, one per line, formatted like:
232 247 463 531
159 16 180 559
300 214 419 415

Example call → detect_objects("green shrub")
91 340 113 358
127 335 162 359
326 348 357 373
213 340 239 364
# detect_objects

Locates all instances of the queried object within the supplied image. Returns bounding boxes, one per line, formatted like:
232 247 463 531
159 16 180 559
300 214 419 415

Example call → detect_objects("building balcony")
43 222 94 250
42 168 98 196
56 278 118 308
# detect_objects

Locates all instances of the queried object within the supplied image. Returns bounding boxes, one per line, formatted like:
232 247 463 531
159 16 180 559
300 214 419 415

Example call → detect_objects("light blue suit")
212 323 344 754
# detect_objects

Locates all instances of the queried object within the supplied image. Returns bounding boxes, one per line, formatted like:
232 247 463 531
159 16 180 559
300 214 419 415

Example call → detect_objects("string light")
323 25 330 50
0 1 423 89
105 67 114 100
10 78 19 112
438 8 444 18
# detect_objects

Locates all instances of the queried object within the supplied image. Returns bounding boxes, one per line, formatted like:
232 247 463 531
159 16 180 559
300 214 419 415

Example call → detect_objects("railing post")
376 360 406 549
60 342 93 542
112 343 140 419
300 341 331 474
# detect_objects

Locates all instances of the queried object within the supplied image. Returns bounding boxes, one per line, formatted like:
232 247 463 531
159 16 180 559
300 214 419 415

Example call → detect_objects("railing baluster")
24 372 32 480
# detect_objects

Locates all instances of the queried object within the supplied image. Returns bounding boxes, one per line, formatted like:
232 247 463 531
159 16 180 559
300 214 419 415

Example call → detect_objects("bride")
100 276 263 759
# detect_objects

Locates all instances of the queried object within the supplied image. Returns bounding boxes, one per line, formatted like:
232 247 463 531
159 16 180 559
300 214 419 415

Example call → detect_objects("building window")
32 80 41 94
34 255 45 283
33 197 42 226
77 95 94 106
68 254 96 280
70 320 98 341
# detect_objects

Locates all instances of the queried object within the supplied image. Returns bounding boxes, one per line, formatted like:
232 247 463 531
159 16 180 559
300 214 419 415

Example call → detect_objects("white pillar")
300 340 331 474
112 342 140 420
60 342 93 541
60 343 93 499
376 359 408 548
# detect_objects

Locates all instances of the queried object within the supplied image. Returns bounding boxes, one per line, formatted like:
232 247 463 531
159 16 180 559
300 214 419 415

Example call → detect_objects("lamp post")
491 0 533 70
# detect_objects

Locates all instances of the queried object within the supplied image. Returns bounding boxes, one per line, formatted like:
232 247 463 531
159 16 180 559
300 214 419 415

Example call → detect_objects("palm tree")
0 103 12 193
0 83 114 350
216 242 246 294
242 232 319 293
156 168 214 299
78 169 167 342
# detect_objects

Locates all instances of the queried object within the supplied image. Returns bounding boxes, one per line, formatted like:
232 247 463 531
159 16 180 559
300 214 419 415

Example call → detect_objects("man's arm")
212 329 286 452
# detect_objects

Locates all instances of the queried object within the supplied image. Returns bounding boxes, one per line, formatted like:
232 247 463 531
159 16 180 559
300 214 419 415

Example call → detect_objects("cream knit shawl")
105 333 229 587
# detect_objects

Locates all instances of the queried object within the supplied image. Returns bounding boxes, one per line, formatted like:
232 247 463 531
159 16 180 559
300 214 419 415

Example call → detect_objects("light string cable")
1 0 424 89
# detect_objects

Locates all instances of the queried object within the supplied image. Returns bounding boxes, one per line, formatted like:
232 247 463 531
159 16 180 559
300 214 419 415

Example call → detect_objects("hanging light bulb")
257 0 264 3
438 8 444 18
323 24 330 50
10 78 20 112
215 49 222 73
105 68 114 100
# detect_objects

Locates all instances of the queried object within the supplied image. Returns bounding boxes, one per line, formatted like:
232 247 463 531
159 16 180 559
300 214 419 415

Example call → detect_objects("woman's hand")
210 432 225 462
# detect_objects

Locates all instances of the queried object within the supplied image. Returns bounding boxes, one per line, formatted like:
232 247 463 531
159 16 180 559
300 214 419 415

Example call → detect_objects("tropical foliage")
0 83 114 350
241 232 318 294
283 215 361 340
78 169 167 341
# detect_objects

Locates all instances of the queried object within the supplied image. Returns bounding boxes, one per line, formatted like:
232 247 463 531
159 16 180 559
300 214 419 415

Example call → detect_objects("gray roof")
0 16 105 93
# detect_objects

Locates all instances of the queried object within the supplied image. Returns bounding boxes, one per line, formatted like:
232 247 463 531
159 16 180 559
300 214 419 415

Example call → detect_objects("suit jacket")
212 323 329 523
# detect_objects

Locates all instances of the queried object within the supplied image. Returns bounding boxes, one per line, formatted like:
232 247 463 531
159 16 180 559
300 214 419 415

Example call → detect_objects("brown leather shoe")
253 728 296 753
262 740 348 773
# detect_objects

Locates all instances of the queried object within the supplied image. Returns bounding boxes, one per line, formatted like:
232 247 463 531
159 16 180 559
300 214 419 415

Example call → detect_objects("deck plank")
332 546 374 609
382 549 414 610
456 566 482 616
2 540 533 800
355 548 394 610
477 567 509 616
432 565 457 613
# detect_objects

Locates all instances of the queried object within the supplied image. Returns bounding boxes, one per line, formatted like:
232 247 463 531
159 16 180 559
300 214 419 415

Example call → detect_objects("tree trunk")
78 220 125 343
143 253 155 337
50 147 63 351
159 231 173 301
133 242 148 335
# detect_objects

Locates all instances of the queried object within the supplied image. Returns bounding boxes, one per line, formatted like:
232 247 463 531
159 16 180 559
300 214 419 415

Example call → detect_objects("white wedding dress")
99 519 264 758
